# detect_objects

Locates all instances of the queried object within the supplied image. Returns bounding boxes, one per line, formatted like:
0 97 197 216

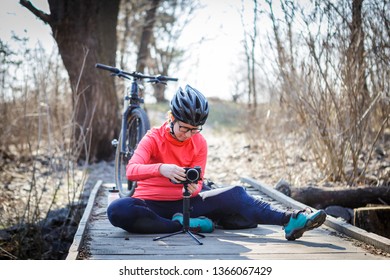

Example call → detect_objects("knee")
227 185 257 206
106 198 123 226
229 185 247 197
107 197 140 227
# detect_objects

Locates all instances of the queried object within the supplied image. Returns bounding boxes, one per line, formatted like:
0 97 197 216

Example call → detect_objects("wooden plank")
86 239 366 256
240 176 390 254
87 252 377 260
83 222 386 260
84 226 384 260
87 230 350 244
66 180 103 260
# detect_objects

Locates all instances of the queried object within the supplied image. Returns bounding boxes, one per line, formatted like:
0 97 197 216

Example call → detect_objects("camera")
172 166 202 184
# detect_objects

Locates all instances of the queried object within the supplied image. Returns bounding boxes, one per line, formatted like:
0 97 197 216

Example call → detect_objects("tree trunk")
354 206 390 239
136 0 160 73
47 0 120 162
154 83 167 103
349 0 366 90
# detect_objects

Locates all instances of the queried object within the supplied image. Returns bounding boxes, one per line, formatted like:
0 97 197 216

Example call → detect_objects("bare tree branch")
19 0 51 24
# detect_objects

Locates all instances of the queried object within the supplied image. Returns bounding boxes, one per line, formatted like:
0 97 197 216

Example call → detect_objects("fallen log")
289 185 390 209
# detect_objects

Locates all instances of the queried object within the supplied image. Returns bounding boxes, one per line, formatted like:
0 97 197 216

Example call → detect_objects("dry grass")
0 45 91 259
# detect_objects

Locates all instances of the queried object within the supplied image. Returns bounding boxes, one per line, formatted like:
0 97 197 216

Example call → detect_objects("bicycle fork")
112 94 131 156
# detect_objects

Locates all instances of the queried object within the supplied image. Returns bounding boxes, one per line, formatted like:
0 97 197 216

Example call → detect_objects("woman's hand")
159 164 186 183
159 164 200 194
186 182 198 194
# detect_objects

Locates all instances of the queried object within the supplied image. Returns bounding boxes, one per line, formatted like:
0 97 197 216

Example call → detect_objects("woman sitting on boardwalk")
107 85 326 240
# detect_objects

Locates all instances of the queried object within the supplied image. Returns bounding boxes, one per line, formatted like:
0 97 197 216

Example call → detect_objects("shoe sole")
286 210 327 241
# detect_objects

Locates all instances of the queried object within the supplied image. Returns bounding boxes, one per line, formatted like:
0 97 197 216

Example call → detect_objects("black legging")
107 186 289 233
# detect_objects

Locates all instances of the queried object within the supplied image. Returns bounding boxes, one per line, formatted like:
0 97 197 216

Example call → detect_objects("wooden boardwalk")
66 178 390 260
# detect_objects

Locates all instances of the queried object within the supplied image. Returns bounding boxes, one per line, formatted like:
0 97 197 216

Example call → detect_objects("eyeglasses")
177 123 202 134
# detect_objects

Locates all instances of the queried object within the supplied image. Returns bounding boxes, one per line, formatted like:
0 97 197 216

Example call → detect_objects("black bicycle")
96 63 178 197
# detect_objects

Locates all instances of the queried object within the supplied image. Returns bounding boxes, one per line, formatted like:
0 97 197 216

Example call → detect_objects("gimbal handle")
183 183 191 197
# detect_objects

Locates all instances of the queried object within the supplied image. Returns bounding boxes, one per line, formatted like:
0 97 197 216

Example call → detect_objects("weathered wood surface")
241 177 390 254
354 206 390 239
67 179 390 260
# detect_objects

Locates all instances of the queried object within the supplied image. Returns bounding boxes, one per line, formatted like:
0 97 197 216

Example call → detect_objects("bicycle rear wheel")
115 107 150 197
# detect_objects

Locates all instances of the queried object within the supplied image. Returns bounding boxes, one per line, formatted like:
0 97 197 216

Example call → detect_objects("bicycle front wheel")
115 107 150 197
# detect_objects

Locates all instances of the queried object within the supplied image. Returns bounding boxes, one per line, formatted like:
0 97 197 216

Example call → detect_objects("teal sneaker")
172 213 215 233
284 208 327 241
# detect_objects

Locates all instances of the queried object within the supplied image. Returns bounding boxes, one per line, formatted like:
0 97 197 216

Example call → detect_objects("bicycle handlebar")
95 63 178 83
96 63 121 74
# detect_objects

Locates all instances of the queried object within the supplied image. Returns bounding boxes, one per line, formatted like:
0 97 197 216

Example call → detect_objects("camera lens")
186 168 199 182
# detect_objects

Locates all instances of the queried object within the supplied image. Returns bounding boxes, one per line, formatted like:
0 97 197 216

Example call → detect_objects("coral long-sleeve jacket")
126 122 207 201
